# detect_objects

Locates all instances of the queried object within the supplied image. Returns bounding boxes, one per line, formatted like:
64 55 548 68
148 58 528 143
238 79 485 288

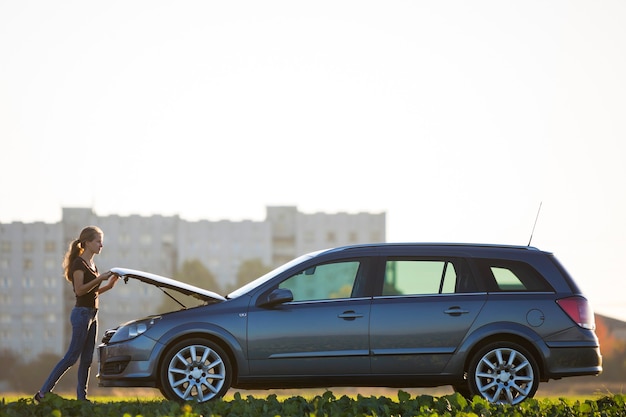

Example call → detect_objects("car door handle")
444 307 469 316
338 311 364 320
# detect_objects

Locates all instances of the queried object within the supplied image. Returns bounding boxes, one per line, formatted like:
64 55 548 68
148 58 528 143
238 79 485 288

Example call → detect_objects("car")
97 243 602 405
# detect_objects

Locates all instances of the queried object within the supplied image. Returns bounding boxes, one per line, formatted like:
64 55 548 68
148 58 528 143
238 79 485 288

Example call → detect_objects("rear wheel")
159 338 232 403
467 341 539 405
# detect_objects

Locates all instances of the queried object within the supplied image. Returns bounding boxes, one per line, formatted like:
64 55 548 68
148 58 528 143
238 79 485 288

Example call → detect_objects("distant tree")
594 315 626 381
5 351 73 392
0 349 22 387
157 259 218 313
595 315 626 359
175 259 218 288
230 258 272 292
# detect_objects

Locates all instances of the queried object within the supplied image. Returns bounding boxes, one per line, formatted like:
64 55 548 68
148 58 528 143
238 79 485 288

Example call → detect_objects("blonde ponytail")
62 226 103 282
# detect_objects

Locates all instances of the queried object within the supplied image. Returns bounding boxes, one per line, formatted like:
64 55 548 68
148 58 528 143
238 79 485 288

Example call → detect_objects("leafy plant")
2 391 625 417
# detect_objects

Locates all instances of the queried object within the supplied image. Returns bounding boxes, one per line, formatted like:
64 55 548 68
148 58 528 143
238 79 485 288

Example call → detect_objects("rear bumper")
544 344 602 379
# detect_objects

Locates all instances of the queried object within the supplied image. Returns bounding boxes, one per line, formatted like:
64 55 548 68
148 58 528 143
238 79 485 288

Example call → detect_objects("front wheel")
159 338 232 403
467 341 539 405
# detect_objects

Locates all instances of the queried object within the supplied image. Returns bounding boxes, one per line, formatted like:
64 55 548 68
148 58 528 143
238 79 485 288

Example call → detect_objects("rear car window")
475 258 553 292
382 257 476 295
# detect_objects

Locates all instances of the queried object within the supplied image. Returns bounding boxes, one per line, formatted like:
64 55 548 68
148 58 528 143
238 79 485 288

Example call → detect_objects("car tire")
467 341 539 405
159 338 232 403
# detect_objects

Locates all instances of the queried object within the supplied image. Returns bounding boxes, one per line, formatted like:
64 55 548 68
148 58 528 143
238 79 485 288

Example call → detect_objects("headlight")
109 316 160 343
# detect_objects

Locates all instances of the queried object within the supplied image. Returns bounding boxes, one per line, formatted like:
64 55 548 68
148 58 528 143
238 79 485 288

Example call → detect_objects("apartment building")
0 206 385 362
0 222 64 360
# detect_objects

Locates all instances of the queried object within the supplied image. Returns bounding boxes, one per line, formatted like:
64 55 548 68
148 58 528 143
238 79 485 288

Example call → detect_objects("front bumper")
97 334 163 388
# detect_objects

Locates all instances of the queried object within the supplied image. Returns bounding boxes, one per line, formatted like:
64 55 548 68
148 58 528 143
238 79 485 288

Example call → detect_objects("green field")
2 390 625 417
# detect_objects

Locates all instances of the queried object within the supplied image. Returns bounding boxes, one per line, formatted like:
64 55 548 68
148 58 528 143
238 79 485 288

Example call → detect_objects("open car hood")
111 267 226 303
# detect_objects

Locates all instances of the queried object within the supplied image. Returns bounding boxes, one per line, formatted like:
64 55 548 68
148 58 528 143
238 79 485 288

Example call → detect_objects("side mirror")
260 288 293 308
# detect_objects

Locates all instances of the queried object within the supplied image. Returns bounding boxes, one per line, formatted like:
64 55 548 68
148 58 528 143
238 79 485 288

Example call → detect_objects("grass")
4 380 623 404
0 391 608 405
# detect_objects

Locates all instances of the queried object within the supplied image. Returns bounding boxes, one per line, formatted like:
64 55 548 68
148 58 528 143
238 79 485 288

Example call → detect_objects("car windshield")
227 250 324 299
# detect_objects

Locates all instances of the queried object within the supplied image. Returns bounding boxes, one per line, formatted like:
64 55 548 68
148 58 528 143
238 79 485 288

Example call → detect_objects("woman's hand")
99 271 114 281
98 271 120 294
73 269 105 296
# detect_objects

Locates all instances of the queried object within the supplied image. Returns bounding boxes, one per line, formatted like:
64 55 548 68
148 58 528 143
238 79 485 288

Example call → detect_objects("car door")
247 258 372 376
369 256 487 374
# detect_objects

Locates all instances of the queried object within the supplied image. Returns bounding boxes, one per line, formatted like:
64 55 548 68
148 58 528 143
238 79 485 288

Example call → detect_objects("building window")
43 276 57 288
119 234 131 245
24 259 33 270
23 277 34 288
43 293 56 305
23 241 34 252
45 258 56 270
140 234 152 245
1 241 11 252
45 241 56 252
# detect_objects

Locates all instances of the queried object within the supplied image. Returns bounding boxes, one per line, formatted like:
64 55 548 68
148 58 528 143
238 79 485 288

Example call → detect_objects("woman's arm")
98 274 119 294
73 270 114 296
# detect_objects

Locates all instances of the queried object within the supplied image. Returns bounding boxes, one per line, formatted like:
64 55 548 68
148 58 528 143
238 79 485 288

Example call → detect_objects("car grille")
102 359 130 375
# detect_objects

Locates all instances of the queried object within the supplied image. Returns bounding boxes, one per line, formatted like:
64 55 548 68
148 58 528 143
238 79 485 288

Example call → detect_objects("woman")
34 226 119 402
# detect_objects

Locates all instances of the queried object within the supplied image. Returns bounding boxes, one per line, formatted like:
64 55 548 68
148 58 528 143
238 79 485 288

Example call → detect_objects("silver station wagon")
98 243 602 404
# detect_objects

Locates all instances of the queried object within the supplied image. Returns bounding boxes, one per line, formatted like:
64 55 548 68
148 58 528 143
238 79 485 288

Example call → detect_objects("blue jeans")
39 306 98 400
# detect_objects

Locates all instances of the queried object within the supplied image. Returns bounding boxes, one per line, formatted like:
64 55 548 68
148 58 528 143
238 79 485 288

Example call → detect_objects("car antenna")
527 202 542 246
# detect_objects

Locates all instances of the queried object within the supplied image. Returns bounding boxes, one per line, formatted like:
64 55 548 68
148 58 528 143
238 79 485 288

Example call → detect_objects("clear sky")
1 1 625 320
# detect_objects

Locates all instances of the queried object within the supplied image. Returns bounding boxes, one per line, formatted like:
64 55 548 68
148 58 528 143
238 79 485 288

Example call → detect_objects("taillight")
556 296 596 330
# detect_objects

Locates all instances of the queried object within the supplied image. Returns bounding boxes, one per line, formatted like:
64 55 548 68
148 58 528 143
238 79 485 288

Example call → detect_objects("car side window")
491 267 525 290
476 258 554 292
382 258 475 296
279 260 362 302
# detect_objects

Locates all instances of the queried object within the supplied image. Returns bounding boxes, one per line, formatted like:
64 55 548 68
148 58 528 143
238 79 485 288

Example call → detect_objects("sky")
1 1 625 321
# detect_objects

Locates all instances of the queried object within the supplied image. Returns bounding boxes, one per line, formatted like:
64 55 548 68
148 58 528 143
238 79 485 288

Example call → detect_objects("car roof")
323 242 544 253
